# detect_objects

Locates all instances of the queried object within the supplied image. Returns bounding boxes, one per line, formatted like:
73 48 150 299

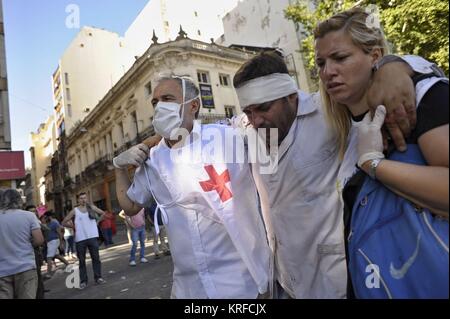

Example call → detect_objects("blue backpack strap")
348 144 449 299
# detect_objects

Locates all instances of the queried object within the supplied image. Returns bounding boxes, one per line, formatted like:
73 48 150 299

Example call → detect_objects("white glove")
112 143 149 169
357 105 386 168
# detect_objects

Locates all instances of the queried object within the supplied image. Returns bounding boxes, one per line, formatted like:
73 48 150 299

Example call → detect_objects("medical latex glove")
357 105 387 168
112 143 149 169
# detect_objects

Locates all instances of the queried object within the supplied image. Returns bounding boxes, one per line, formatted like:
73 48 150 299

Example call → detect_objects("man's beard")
256 125 279 151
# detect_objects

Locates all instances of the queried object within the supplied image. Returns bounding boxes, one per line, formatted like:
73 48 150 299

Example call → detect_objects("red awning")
0 151 26 180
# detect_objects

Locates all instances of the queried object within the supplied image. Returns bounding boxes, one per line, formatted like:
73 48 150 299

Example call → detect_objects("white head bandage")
235 73 298 109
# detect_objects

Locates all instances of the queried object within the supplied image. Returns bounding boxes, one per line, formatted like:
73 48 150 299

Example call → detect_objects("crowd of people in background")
0 188 170 299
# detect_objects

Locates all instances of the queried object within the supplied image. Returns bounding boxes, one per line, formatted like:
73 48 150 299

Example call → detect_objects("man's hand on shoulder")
368 59 416 152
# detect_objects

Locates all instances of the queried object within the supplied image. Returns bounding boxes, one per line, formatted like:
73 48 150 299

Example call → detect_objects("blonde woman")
314 8 448 298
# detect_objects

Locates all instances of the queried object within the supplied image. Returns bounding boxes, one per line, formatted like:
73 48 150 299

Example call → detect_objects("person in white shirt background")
62 192 106 289
0 189 44 299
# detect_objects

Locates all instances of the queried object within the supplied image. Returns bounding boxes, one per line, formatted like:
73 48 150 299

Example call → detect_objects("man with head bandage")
234 51 346 299
233 50 422 299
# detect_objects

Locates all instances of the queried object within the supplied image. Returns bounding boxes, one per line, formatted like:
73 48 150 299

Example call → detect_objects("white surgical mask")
152 101 184 139
152 77 199 140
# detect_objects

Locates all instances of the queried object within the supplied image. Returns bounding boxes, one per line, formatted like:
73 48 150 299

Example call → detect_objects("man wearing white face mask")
113 76 270 299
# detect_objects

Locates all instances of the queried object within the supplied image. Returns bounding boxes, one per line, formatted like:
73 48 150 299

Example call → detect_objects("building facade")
124 0 239 58
217 0 313 92
24 170 33 206
30 115 56 207
52 26 134 137
64 34 255 213
0 0 10 150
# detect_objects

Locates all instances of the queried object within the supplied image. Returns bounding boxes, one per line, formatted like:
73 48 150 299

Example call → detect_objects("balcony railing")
53 82 61 96
83 154 114 180
52 67 61 82
54 101 62 113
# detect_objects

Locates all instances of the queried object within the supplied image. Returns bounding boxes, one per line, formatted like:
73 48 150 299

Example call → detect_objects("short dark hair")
233 50 289 88
46 210 55 218
0 189 23 210
77 192 87 198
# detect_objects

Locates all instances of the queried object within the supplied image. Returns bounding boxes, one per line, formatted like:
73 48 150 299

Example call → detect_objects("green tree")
285 0 449 85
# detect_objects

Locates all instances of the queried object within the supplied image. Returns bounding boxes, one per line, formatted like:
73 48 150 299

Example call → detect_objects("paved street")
43 224 173 299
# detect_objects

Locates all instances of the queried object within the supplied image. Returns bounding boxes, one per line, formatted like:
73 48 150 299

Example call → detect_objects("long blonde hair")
314 7 390 159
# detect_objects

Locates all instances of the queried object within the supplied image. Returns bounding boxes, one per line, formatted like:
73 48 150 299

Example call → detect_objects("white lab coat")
252 90 347 299
127 121 270 299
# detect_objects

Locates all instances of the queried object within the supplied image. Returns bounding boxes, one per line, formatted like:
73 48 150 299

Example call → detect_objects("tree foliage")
285 0 449 83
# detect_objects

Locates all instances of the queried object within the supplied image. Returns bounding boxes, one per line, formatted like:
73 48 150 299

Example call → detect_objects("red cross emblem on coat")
199 165 233 202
